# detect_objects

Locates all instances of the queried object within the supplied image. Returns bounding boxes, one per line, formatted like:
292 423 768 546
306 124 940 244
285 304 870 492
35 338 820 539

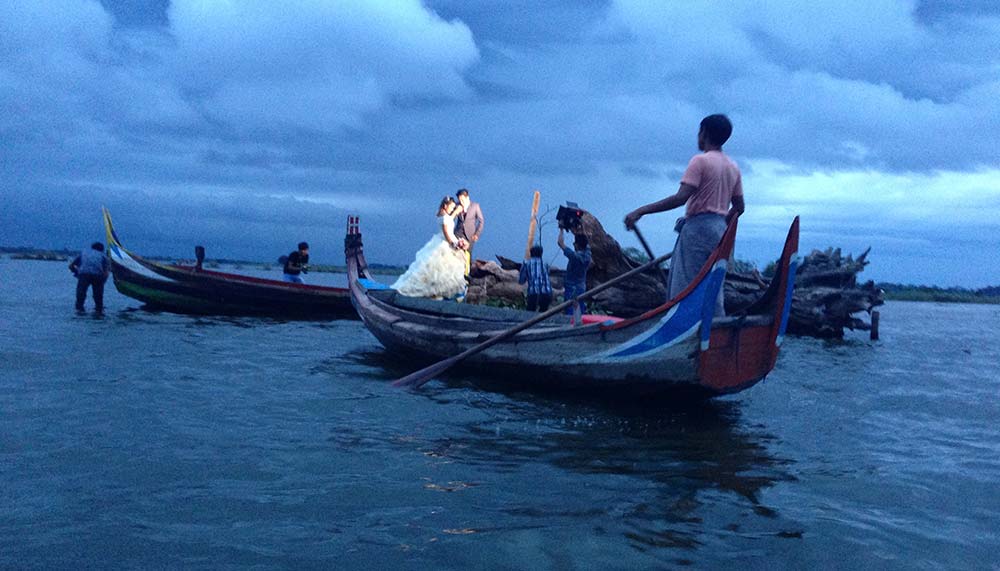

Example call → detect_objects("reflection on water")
410 392 798 558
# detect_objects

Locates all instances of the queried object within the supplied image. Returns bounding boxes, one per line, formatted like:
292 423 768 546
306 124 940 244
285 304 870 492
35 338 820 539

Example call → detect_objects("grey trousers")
667 213 726 316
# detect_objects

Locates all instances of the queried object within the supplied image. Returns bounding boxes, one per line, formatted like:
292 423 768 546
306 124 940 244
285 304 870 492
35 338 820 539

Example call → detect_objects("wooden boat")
345 214 800 397
102 208 355 318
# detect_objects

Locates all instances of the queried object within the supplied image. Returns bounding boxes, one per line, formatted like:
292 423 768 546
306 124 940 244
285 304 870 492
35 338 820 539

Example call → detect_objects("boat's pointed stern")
102 206 119 250
102 206 131 267
697 216 800 394
770 215 800 355
344 215 368 282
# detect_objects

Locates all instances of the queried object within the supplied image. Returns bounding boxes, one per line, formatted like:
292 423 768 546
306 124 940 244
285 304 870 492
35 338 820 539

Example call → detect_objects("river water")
2 258 998 569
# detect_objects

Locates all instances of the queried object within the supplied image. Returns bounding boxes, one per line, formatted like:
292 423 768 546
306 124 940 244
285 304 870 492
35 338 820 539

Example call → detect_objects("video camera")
556 202 584 231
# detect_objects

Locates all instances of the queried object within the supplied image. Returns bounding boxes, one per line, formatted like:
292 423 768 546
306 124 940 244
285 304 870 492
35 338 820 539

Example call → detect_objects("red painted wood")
698 326 773 392
169 264 348 293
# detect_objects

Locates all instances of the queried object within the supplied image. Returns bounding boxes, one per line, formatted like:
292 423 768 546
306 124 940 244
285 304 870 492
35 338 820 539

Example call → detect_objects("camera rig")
556 202 584 231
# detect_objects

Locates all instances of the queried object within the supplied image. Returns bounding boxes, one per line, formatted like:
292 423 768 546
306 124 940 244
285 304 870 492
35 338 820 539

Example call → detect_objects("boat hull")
345 215 800 397
103 208 355 318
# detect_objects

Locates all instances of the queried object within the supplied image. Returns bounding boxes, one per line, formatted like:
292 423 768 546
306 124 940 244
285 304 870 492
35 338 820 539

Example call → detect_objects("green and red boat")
102 208 355 318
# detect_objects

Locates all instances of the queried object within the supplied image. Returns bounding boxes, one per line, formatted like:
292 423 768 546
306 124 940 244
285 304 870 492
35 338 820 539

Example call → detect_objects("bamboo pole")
524 190 541 259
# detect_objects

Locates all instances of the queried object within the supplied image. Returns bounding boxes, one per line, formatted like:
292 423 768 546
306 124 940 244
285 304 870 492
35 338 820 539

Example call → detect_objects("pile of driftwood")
466 212 884 339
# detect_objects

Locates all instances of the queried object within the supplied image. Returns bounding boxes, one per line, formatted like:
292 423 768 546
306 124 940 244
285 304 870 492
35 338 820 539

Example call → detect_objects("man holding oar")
624 114 745 315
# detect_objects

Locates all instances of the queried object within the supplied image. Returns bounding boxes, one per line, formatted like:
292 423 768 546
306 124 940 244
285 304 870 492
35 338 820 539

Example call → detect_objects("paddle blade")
393 355 461 389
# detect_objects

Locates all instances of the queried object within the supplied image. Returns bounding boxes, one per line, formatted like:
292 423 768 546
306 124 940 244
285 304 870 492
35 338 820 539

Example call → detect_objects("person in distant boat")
453 188 485 276
519 245 553 311
558 229 592 322
624 113 745 316
391 196 468 300
69 242 110 312
283 242 310 283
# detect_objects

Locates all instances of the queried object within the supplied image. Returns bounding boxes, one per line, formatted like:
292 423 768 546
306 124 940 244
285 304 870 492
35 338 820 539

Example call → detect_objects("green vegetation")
9 252 69 262
878 283 1000 305
622 246 649 264
1 246 407 275
2 247 73 261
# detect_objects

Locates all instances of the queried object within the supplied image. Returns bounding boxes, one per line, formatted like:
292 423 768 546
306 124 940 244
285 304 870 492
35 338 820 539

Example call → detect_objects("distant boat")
345 215 801 397
102 208 355 318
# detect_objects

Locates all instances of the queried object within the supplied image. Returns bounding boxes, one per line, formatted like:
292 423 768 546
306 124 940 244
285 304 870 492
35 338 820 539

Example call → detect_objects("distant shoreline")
4 247 996 298
0 248 407 276
880 288 1000 305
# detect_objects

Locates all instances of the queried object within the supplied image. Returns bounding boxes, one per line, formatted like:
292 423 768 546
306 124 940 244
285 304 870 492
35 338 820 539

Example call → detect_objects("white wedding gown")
391 213 467 299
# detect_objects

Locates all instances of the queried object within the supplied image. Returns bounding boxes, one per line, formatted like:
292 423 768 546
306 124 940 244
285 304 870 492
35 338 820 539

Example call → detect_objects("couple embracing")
392 188 484 300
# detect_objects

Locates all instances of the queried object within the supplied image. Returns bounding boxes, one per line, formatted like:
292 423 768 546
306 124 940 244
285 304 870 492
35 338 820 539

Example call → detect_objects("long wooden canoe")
345 214 800 397
102 208 355 318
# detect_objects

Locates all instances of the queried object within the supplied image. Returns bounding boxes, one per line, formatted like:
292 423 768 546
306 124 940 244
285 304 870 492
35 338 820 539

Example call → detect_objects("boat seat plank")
369 289 553 323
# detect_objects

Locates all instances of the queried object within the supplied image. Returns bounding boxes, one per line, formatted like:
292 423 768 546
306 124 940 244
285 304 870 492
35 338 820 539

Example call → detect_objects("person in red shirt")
624 114 745 314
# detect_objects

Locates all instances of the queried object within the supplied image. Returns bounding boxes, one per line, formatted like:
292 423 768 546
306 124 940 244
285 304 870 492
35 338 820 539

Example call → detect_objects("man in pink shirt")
624 114 745 313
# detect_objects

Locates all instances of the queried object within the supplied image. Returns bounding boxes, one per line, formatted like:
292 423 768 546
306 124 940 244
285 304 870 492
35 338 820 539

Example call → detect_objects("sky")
2 0 999 287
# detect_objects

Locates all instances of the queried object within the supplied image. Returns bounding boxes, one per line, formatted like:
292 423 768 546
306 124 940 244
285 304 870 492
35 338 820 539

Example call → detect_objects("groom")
454 188 485 276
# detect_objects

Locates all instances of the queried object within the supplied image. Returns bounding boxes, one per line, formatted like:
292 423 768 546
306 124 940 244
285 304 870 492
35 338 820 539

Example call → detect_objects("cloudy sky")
2 1 998 286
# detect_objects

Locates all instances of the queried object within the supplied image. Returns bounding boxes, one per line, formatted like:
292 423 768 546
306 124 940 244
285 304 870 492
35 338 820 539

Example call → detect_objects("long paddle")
524 190 541 259
631 224 670 290
392 250 672 389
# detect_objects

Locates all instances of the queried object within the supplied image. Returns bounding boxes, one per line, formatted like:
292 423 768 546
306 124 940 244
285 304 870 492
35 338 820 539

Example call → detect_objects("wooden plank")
524 190 541 259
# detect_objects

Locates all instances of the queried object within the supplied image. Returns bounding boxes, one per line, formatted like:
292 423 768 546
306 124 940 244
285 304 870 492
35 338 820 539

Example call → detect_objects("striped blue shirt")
518 258 552 296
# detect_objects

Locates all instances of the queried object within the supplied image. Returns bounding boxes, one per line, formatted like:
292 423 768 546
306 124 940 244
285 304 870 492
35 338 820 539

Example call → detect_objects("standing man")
558 229 592 323
283 242 310 283
518 245 553 311
624 114 744 315
69 242 110 312
454 188 484 276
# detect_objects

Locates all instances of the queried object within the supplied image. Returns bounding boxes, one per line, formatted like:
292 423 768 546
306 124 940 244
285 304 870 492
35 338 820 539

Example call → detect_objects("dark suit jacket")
455 202 484 242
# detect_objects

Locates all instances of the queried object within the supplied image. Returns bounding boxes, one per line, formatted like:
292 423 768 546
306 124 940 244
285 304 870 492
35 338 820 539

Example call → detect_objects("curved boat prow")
769 216 800 352
344 215 371 284
103 207 121 252
101 207 161 277
697 216 800 393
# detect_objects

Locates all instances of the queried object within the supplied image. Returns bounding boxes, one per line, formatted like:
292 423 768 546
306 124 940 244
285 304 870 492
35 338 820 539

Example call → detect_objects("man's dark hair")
529 245 543 258
700 114 733 146
91 242 104 252
574 234 588 249
298 242 309 251
456 188 470 198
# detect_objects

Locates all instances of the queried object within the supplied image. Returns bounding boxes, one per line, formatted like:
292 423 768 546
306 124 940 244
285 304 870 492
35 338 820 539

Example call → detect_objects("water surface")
2 259 998 569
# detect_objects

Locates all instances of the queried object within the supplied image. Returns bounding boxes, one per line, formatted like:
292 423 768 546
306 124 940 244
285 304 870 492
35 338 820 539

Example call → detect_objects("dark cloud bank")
2 0 998 286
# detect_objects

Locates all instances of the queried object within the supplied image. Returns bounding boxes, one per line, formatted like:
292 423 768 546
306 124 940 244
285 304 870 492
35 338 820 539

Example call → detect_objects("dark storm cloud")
99 0 169 27
2 0 998 286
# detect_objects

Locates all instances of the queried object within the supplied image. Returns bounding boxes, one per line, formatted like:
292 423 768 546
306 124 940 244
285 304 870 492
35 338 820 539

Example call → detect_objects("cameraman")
558 229 591 323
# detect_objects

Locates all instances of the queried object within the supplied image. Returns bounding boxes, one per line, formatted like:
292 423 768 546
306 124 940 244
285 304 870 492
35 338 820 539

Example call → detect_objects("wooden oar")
524 190 541 259
392 251 672 389
631 224 669 290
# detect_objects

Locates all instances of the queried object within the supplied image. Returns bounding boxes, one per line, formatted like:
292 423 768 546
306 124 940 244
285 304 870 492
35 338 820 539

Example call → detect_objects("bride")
391 196 468 299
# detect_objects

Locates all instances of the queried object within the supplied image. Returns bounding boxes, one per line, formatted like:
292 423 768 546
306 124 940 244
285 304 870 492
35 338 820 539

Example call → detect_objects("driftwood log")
466 212 666 312
724 246 885 337
467 212 884 339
